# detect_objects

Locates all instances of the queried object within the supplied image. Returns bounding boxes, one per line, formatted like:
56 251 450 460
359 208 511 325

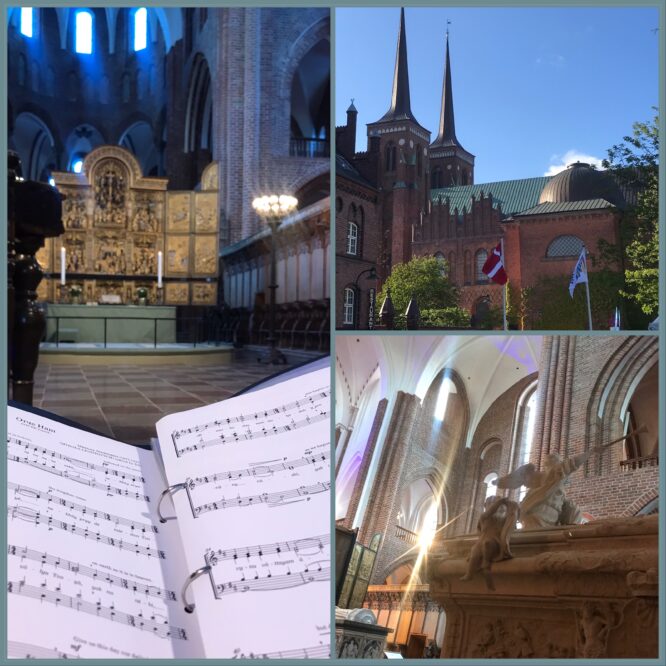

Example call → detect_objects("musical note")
8 581 187 640
214 565 330 596
8 506 165 559
192 482 330 516
8 482 157 533
7 545 176 600
231 644 329 659
7 641 81 659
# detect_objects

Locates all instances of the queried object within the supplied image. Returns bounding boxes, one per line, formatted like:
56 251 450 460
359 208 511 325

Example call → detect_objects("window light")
75 11 93 54
20 8 33 38
134 8 147 51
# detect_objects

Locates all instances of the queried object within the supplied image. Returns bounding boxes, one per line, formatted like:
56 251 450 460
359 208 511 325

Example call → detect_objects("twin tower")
337 8 475 271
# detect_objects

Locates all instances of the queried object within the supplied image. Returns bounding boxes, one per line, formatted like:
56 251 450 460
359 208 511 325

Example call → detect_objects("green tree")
602 112 659 318
377 256 460 313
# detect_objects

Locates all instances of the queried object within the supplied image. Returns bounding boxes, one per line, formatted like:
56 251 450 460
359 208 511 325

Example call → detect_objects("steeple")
431 31 459 148
377 8 419 124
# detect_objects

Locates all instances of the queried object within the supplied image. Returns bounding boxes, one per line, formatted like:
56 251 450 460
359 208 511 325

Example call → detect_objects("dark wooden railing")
620 454 658 471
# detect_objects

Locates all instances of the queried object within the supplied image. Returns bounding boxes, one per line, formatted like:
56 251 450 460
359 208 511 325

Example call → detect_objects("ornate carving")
94 280 125 304
63 233 87 273
93 231 127 274
165 282 189 305
93 159 128 227
338 637 360 658
62 191 88 229
194 192 218 232
191 282 217 306
576 602 625 658
200 162 218 191
131 235 157 275
132 192 161 232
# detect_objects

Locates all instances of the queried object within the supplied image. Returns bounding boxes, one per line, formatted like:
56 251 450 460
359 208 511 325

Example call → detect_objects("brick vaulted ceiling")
335 335 543 447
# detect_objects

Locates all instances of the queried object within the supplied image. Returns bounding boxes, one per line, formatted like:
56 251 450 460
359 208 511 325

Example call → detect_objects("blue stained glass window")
20 8 33 37
134 8 147 51
75 11 93 54
72 159 84 173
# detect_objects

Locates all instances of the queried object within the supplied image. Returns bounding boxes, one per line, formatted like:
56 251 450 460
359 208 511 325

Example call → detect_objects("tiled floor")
29 357 294 445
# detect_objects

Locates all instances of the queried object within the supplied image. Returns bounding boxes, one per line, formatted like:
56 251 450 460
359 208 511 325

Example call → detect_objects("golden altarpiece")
37 146 219 306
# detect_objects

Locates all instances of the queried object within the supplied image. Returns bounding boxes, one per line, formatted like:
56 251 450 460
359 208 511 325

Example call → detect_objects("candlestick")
157 250 163 287
60 247 66 286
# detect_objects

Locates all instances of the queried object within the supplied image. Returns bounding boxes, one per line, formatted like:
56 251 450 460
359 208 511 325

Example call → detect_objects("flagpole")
500 238 507 331
583 246 593 331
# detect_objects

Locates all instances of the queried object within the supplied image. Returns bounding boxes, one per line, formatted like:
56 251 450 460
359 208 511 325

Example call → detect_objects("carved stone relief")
93 159 128 227
576 602 625 658
62 190 89 229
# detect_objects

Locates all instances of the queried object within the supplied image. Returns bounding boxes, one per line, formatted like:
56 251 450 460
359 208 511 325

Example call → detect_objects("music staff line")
8 456 150 502
173 412 329 457
191 481 330 516
7 544 176 601
8 505 165 560
8 436 145 483
7 580 187 641
212 564 330 597
186 449 329 489
206 533 329 564
7 641 80 660
231 643 329 660
8 481 157 534
171 390 330 438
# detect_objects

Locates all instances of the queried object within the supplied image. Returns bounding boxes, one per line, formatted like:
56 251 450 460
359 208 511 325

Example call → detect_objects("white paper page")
155 365 331 659
6 406 205 659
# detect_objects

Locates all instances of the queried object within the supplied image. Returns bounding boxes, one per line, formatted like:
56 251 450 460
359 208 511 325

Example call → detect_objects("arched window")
431 166 442 189
20 8 33 37
546 235 584 258
483 472 499 501
347 222 358 256
133 8 147 52
434 376 456 421
448 251 456 281
514 383 538 505
416 144 422 176
475 249 488 283
75 10 93 55
343 288 355 326
385 143 396 172
462 170 469 185
335 197 343 214
434 251 446 277
71 156 85 173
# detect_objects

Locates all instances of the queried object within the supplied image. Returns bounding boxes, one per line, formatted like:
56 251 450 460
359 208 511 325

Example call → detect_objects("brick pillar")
358 391 420 546
342 398 388 530
532 335 576 465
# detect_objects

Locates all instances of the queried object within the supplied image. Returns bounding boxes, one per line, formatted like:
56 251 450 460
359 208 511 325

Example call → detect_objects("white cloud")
544 150 604 176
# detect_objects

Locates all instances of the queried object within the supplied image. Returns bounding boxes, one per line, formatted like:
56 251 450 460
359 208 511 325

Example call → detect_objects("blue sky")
336 7 659 183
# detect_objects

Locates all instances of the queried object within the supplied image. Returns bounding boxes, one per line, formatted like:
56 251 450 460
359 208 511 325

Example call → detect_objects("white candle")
60 247 66 285
157 250 163 287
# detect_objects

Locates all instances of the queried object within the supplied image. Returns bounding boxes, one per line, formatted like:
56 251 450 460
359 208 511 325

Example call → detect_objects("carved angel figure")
461 496 519 590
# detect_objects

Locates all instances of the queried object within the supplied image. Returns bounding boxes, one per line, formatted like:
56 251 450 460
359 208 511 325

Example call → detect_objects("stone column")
358 391 420 549
342 399 388 530
532 335 576 465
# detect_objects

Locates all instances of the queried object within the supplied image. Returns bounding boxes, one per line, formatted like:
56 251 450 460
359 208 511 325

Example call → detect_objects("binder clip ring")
157 482 188 523
182 565 212 613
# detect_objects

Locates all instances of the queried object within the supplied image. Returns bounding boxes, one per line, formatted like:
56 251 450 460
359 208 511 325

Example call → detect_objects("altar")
45 304 177 345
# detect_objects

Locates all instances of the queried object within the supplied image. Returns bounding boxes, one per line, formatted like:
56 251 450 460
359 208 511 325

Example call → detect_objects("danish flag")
482 242 507 285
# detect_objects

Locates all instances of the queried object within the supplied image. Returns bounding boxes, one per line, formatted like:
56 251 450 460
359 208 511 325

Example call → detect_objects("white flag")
569 247 588 298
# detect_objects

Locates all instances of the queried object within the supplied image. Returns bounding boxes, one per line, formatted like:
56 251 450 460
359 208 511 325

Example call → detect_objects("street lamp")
352 266 378 329
252 194 298 364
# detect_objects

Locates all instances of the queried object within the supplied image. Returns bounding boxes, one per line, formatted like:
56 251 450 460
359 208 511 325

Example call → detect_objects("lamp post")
252 194 298 365
352 266 378 329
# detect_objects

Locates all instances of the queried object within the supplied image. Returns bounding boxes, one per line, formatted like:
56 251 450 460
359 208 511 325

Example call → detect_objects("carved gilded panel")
94 281 126 303
92 159 129 228
166 235 190 275
194 192 217 232
36 239 52 272
131 235 158 275
165 282 190 305
201 162 218 191
167 192 191 232
62 190 89 229
62 232 88 273
191 282 217 305
92 230 128 275
84 280 96 304
131 191 163 233
193 235 217 275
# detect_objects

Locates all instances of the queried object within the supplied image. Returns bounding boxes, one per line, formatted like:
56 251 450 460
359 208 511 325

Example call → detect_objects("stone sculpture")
495 427 646 529
461 496 519 590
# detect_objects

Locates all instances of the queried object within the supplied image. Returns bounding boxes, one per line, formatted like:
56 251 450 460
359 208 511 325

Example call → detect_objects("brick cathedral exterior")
336 8 625 329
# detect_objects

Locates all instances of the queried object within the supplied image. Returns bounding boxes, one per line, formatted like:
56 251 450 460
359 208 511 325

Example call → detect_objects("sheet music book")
6 361 330 659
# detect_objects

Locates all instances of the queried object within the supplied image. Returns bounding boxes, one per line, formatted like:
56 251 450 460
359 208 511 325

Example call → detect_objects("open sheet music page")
6 406 205 659
155 364 331 659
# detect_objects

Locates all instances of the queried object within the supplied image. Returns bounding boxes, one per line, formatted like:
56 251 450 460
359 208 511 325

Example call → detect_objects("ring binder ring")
157 483 188 523
182 565 211 613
